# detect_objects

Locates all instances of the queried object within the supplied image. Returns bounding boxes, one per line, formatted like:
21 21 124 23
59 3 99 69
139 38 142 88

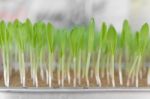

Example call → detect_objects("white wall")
0 0 150 31
129 0 150 31
85 0 129 31
28 0 129 31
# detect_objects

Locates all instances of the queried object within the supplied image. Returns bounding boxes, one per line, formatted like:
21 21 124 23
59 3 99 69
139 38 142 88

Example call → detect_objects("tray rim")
1 88 150 93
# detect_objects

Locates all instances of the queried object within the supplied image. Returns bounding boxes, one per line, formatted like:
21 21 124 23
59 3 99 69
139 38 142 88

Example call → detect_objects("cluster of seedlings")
0 18 150 88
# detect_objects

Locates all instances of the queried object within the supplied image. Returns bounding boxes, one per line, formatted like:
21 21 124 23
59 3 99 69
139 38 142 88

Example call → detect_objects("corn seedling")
0 19 150 88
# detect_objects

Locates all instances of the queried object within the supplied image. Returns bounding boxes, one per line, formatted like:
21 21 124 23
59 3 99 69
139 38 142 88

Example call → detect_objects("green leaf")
88 18 95 52
140 23 149 38
107 25 117 54
120 20 132 48
99 22 107 49
69 27 83 57
47 23 55 52
138 23 149 54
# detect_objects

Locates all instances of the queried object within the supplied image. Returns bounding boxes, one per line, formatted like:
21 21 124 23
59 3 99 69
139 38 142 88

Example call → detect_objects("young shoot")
14 20 26 87
85 18 95 87
0 21 11 87
46 23 55 87
69 27 82 87
95 22 107 86
106 25 117 87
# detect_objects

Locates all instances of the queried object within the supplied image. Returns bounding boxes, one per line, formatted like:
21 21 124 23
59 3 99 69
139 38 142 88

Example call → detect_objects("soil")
0 68 148 88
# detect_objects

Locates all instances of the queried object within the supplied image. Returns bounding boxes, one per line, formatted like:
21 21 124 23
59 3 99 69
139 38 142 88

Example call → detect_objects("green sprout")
13 20 26 87
95 22 107 86
69 27 83 87
84 18 95 87
0 21 12 87
119 20 132 85
0 19 150 88
46 23 55 87
127 23 149 87
106 25 117 87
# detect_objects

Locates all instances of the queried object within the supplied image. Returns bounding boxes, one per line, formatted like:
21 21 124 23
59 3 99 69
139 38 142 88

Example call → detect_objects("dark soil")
0 68 148 88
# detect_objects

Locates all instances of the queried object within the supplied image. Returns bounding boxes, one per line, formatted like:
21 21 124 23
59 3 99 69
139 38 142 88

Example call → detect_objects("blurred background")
0 0 150 32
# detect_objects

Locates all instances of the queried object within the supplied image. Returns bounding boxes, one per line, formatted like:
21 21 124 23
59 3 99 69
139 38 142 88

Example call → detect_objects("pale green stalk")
73 57 77 87
85 52 91 87
39 50 44 80
106 56 110 85
66 55 71 84
48 52 53 87
82 51 86 78
118 53 123 85
127 56 139 86
61 54 65 87
18 50 25 87
67 54 71 84
111 54 115 87
101 55 106 78
77 50 81 85
57 60 61 85
2 47 9 87
135 55 141 87
29 49 33 80
6 49 9 87
95 49 101 86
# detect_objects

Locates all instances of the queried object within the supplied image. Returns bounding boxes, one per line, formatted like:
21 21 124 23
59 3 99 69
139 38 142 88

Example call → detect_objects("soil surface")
0 68 148 88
